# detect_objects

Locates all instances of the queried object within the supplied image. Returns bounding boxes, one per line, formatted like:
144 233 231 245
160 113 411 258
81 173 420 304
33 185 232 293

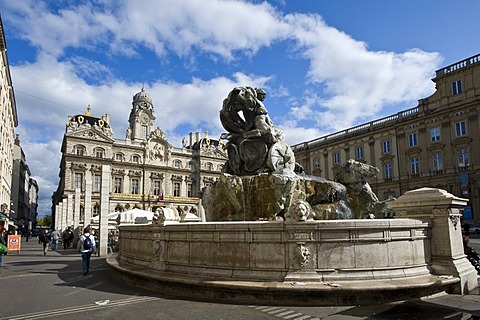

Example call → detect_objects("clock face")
140 114 149 123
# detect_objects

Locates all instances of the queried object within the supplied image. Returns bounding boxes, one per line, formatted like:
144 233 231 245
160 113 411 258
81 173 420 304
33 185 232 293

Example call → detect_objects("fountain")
107 87 478 305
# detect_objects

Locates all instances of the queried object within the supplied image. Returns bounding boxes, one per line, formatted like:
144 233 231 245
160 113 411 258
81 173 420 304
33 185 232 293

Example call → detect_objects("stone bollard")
388 187 478 294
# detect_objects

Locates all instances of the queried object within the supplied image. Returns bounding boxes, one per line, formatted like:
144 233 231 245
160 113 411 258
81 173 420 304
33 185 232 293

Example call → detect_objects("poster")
7 235 21 252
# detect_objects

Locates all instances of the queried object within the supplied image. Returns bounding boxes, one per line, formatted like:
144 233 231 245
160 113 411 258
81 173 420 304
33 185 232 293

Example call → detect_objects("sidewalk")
2 237 480 320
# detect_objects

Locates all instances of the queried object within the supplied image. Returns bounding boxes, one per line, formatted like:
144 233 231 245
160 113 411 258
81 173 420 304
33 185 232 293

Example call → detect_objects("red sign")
7 235 21 251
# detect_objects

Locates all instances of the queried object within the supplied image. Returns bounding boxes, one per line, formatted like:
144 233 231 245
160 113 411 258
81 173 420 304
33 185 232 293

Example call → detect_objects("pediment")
451 136 472 147
202 146 228 158
426 142 445 151
406 146 422 156
66 127 114 143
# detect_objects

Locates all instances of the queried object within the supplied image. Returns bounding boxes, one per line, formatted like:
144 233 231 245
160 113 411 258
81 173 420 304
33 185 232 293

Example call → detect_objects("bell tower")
127 88 156 141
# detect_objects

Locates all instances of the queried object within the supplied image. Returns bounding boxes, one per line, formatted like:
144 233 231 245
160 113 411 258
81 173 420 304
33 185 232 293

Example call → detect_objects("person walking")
40 229 51 255
0 228 8 269
50 228 61 251
77 226 96 275
63 227 74 249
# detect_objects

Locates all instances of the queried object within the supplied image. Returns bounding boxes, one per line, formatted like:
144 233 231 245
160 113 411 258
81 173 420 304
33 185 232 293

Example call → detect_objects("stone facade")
52 88 227 240
111 188 478 303
0 17 18 226
292 53 480 224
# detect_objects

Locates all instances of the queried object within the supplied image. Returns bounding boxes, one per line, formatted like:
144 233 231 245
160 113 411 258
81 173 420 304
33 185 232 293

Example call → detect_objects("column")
99 165 111 256
54 204 60 230
67 194 73 228
84 170 92 227
74 188 81 243
62 200 67 231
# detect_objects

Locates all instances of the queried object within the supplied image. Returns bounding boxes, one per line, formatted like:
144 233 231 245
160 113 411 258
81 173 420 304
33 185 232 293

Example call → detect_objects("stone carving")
294 242 310 269
153 207 180 224
285 200 314 222
220 86 295 175
334 159 393 218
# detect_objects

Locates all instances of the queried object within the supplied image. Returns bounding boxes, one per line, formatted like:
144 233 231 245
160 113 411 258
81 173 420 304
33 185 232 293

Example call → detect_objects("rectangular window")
455 121 467 136
384 163 392 179
452 80 463 95
95 149 103 158
93 174 101 192
433 153 443 171
410 157 420 174
115 154 123 161
114 177 122 193
458 149 469 167
383 140 391 154
313 158 320 168
332 152 341 165
74 173 83 191
131 178 139 194
173 182 181 197
355 147 364 160
141 125 148 139
408 133 418 147
153 180 161 196
187 183 193 197
76 147 84 156
430 127 441 142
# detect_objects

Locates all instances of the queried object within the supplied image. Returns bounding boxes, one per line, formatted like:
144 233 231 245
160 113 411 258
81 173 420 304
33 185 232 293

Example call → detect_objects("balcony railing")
291 107 419 152
436 53 480 77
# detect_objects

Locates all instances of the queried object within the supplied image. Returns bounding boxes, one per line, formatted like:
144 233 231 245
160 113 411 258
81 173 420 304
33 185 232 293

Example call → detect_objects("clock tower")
128 88 156 141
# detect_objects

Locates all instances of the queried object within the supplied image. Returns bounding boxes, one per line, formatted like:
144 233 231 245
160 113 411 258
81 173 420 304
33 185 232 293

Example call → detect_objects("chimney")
189 132 194 148
103 113 110 124
196 132 201 143
14 134 20 146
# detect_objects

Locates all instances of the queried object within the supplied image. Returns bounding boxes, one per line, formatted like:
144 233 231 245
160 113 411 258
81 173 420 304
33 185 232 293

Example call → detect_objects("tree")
37 215 52 227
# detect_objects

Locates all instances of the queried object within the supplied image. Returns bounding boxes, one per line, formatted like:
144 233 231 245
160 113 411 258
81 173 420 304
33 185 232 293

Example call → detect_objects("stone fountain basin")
107 218 461 305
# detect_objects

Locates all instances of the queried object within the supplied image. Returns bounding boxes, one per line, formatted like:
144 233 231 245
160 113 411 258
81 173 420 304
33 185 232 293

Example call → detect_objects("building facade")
0 16 19 229
292 53 480 224
53 88 227 231
11 135 39 230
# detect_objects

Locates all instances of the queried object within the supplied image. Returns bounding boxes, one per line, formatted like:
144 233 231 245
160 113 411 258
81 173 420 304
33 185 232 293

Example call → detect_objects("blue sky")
1 0 479 217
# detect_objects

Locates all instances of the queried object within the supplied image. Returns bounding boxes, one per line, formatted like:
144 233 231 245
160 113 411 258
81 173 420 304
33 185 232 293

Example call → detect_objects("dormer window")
173 160 182 168
75 145 86 156
94 148 104 158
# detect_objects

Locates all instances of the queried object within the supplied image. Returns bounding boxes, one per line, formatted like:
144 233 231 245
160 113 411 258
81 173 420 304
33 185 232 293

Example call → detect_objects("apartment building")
292 53 480 223
0 16 18 228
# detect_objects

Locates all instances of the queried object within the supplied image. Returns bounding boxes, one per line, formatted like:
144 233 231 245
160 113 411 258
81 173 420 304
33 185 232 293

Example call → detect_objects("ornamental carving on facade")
71 162 87 170
150 172 164 179
128 170 142 177
294 242 310 269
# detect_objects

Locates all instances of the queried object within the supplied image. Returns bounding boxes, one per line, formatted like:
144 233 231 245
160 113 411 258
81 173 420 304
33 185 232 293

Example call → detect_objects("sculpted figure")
285 200 314 222
220 86 295 175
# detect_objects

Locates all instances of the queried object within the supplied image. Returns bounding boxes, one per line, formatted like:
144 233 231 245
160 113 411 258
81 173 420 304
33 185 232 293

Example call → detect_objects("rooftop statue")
220 86 295 175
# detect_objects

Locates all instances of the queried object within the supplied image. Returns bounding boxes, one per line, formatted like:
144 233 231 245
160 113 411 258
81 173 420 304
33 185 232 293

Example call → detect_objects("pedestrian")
77 225 96 275
50 228 61 251
40 229 51 255
0 227 8 269
63 227 74 249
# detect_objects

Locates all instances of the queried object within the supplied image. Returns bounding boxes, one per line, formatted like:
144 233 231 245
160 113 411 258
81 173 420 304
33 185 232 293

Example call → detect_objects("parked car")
469 226 480 235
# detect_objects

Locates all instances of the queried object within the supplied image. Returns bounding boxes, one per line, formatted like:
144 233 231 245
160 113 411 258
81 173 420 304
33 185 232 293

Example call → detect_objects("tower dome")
133 87 152 104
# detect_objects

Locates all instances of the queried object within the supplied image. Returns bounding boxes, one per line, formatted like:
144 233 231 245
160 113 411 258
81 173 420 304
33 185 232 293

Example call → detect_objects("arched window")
74 145 86 156
173 160 182 168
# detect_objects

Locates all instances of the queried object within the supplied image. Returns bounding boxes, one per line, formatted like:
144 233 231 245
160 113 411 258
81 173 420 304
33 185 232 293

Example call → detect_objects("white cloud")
3 0 446 217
